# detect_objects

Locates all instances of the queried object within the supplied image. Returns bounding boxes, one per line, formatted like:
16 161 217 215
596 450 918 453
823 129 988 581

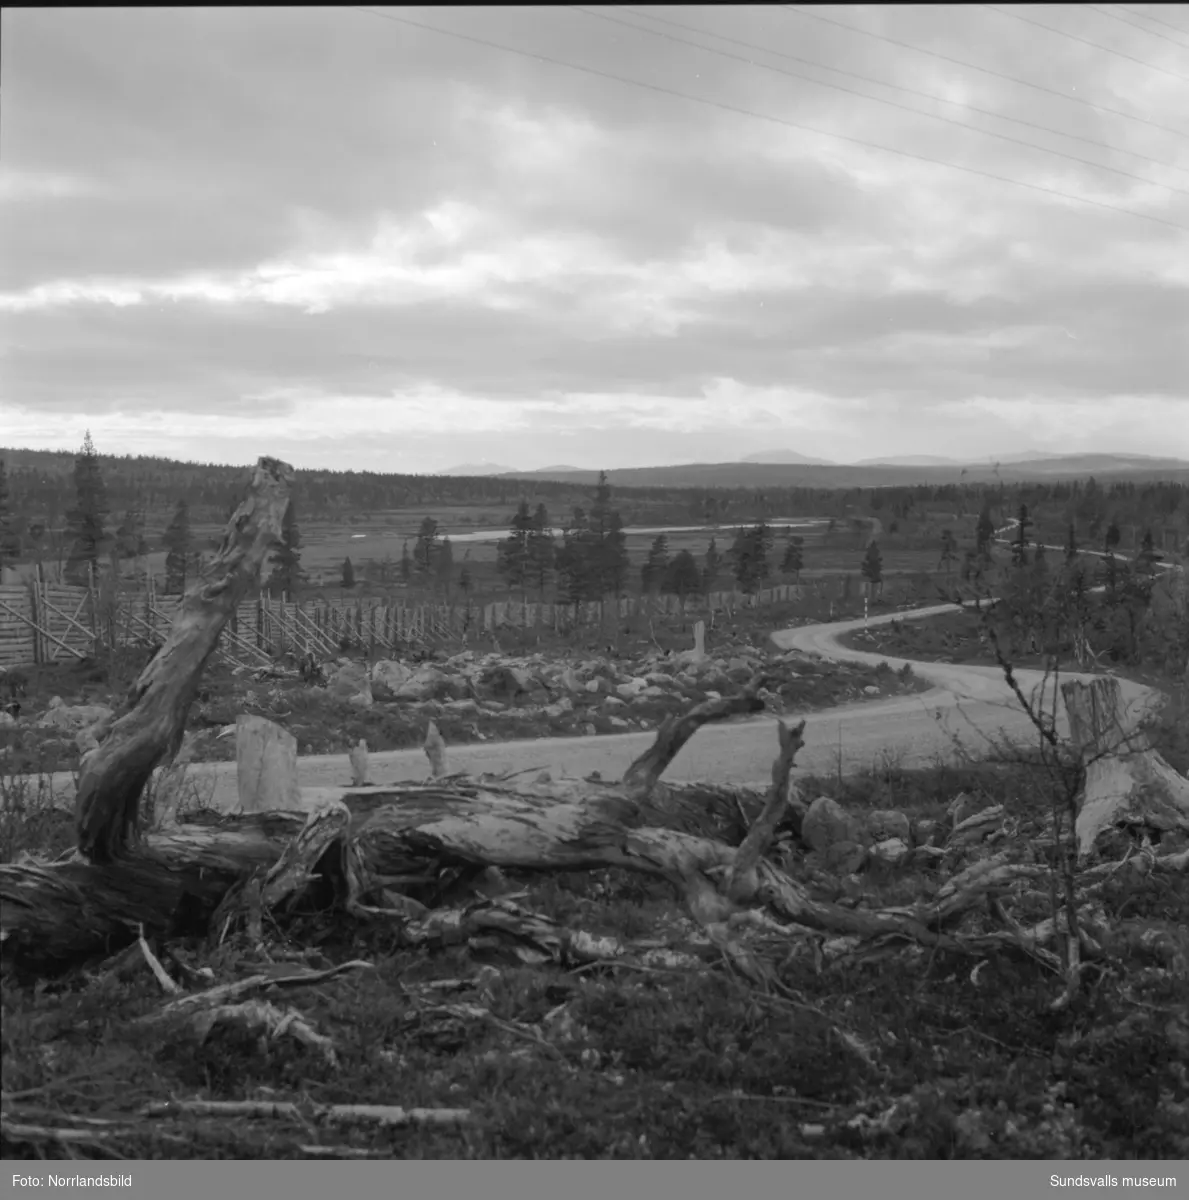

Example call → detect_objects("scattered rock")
869 837 910 867
823 840 868 873
864 684 881 696
326 662 373 709
236 714 301 813
371 660 414 691
36 699 114 732
866 809 912 843
802 796 864 854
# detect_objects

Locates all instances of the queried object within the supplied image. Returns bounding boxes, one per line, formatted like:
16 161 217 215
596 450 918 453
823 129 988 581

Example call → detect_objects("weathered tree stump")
75 457 294 862
1061 676 1189 858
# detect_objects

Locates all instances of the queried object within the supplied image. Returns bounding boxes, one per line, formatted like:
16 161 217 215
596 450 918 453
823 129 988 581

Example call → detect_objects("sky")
1 4 1188 473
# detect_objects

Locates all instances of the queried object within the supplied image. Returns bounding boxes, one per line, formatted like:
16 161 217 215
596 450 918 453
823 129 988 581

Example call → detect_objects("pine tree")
527 503 555 598
1104 519 1121 554
556 508 590 608
641 534 669 593
702 537 721 593
64 430 109 585
400 540 412 583
976 503 995 562
0 458 19 575
496 500 534 595
938 528 957 575
662 549 701 600
861 540 883 595
413 517 439 578
267 499 305 597
163 498 192 595
436 535 454 594
728 522 771 593
780 536 804 581
115 505 148 562
1064 521 1078 563
602 509 630 597
341 557 356 588
1011 503 1032 568
1137 528 1158 574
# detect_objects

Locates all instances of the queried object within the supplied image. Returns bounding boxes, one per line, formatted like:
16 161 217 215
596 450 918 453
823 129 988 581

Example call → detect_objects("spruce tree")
861 540 883 595
527 503 555 598
702 537 721 593
163 498 192 594
496 500 533 595
641 534 669 593
64 431 109 585
0 458 18 575
412 517 439 578
267 499 305 597
780 536 804 581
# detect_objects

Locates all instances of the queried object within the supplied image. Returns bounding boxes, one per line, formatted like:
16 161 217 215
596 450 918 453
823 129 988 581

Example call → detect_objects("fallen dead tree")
1 456 1184 996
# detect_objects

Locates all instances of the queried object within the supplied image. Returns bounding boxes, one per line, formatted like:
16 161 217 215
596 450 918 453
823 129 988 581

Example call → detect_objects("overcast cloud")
2 4 1187 472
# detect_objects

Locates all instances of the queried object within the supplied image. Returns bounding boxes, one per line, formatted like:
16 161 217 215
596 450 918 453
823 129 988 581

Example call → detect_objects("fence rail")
0 576 897 670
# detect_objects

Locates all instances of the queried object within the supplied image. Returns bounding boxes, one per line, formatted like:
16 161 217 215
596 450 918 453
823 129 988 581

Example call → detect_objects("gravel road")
16 601 1159 812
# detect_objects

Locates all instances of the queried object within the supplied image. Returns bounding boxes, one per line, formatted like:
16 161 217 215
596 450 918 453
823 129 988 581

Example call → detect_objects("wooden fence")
0 577 895 670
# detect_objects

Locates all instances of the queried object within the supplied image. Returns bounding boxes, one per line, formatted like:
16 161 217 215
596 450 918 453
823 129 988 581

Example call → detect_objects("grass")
2 752 1185 1159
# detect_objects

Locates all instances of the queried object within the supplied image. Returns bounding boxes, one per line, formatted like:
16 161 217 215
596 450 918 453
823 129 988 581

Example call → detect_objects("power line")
782 4 1189 140
574 5 1189 197
1129 5 1189 37
980 3 1189 82
350 6 1189 232
1086 3 1189 49
621 5 1188 176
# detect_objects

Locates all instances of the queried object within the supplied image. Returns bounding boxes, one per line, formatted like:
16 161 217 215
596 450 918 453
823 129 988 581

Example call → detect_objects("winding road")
11 604 1160 813
13 528 1177 812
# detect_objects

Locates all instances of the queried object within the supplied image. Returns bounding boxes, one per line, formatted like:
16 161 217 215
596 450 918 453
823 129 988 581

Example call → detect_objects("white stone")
236 714 301 813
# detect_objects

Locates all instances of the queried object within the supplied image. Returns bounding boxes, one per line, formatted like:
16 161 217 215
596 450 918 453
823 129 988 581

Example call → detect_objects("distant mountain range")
489 453 1189 488
738 450 835 466
437 461 521 476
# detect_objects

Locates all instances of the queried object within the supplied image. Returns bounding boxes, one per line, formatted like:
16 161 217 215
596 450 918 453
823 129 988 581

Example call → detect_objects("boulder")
801 796 864 854
866 809 912 843
864 685 881 696
37 699 114 732
327 662 373 709
393 666 446 701
823 840 868 873
474 664 531 702
371 660 414 691
236 714 301 813
557 667 583 693
869 837 910 867
584 679 602 694
616 678 649 698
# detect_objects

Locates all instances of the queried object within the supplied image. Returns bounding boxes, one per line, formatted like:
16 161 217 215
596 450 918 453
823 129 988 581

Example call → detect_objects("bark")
1061 676 1189 858
75 458 294 862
